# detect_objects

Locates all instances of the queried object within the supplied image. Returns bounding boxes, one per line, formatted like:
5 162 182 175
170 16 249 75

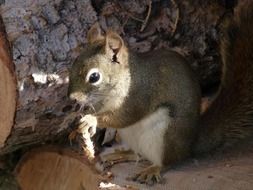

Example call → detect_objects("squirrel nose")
69 92 87 102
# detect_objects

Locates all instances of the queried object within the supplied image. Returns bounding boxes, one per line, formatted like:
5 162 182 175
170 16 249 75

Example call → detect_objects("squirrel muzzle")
68 91 87 104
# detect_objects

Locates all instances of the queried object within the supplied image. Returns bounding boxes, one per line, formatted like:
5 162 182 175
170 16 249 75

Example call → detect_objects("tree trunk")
0 0 98 154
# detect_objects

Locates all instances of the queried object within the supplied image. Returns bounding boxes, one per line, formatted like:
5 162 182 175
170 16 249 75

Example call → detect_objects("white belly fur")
118 108 170 166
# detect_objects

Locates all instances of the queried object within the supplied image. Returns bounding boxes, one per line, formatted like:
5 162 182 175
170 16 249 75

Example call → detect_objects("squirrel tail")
193 1 253 154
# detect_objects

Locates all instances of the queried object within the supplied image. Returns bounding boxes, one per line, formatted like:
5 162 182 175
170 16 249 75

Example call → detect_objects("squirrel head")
68 23 130 113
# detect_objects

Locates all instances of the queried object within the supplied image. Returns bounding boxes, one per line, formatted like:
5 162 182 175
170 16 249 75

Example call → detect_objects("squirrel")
68 1 253 184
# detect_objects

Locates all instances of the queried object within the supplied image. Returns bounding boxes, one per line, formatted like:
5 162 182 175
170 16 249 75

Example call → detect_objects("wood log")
15 147 102 190
0 15 16 148
0 0 98 154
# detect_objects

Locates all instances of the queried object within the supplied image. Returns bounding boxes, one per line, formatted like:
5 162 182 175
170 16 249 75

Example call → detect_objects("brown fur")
193 1 253 154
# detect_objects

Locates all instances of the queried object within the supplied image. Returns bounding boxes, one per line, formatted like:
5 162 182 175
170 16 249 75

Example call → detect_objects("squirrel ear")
87 22 104 43
105 31 128 64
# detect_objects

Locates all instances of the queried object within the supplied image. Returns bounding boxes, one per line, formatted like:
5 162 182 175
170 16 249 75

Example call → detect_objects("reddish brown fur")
194 1 253 153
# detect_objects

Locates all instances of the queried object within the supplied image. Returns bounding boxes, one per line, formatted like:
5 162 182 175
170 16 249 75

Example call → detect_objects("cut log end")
0 15 16 148
0 64 16 147
15 147 102 190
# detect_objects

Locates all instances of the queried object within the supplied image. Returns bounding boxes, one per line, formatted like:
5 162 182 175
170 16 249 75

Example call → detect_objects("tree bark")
0 0 97 154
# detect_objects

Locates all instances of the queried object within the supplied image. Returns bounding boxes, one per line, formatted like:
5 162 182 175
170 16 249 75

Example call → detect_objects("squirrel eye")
89 72 100 83
86 68 102 85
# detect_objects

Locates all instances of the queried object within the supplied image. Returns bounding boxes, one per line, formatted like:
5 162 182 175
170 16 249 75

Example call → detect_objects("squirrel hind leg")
129 165 162 185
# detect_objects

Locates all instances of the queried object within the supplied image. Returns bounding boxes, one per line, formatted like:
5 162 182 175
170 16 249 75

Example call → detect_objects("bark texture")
0 0 97 153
